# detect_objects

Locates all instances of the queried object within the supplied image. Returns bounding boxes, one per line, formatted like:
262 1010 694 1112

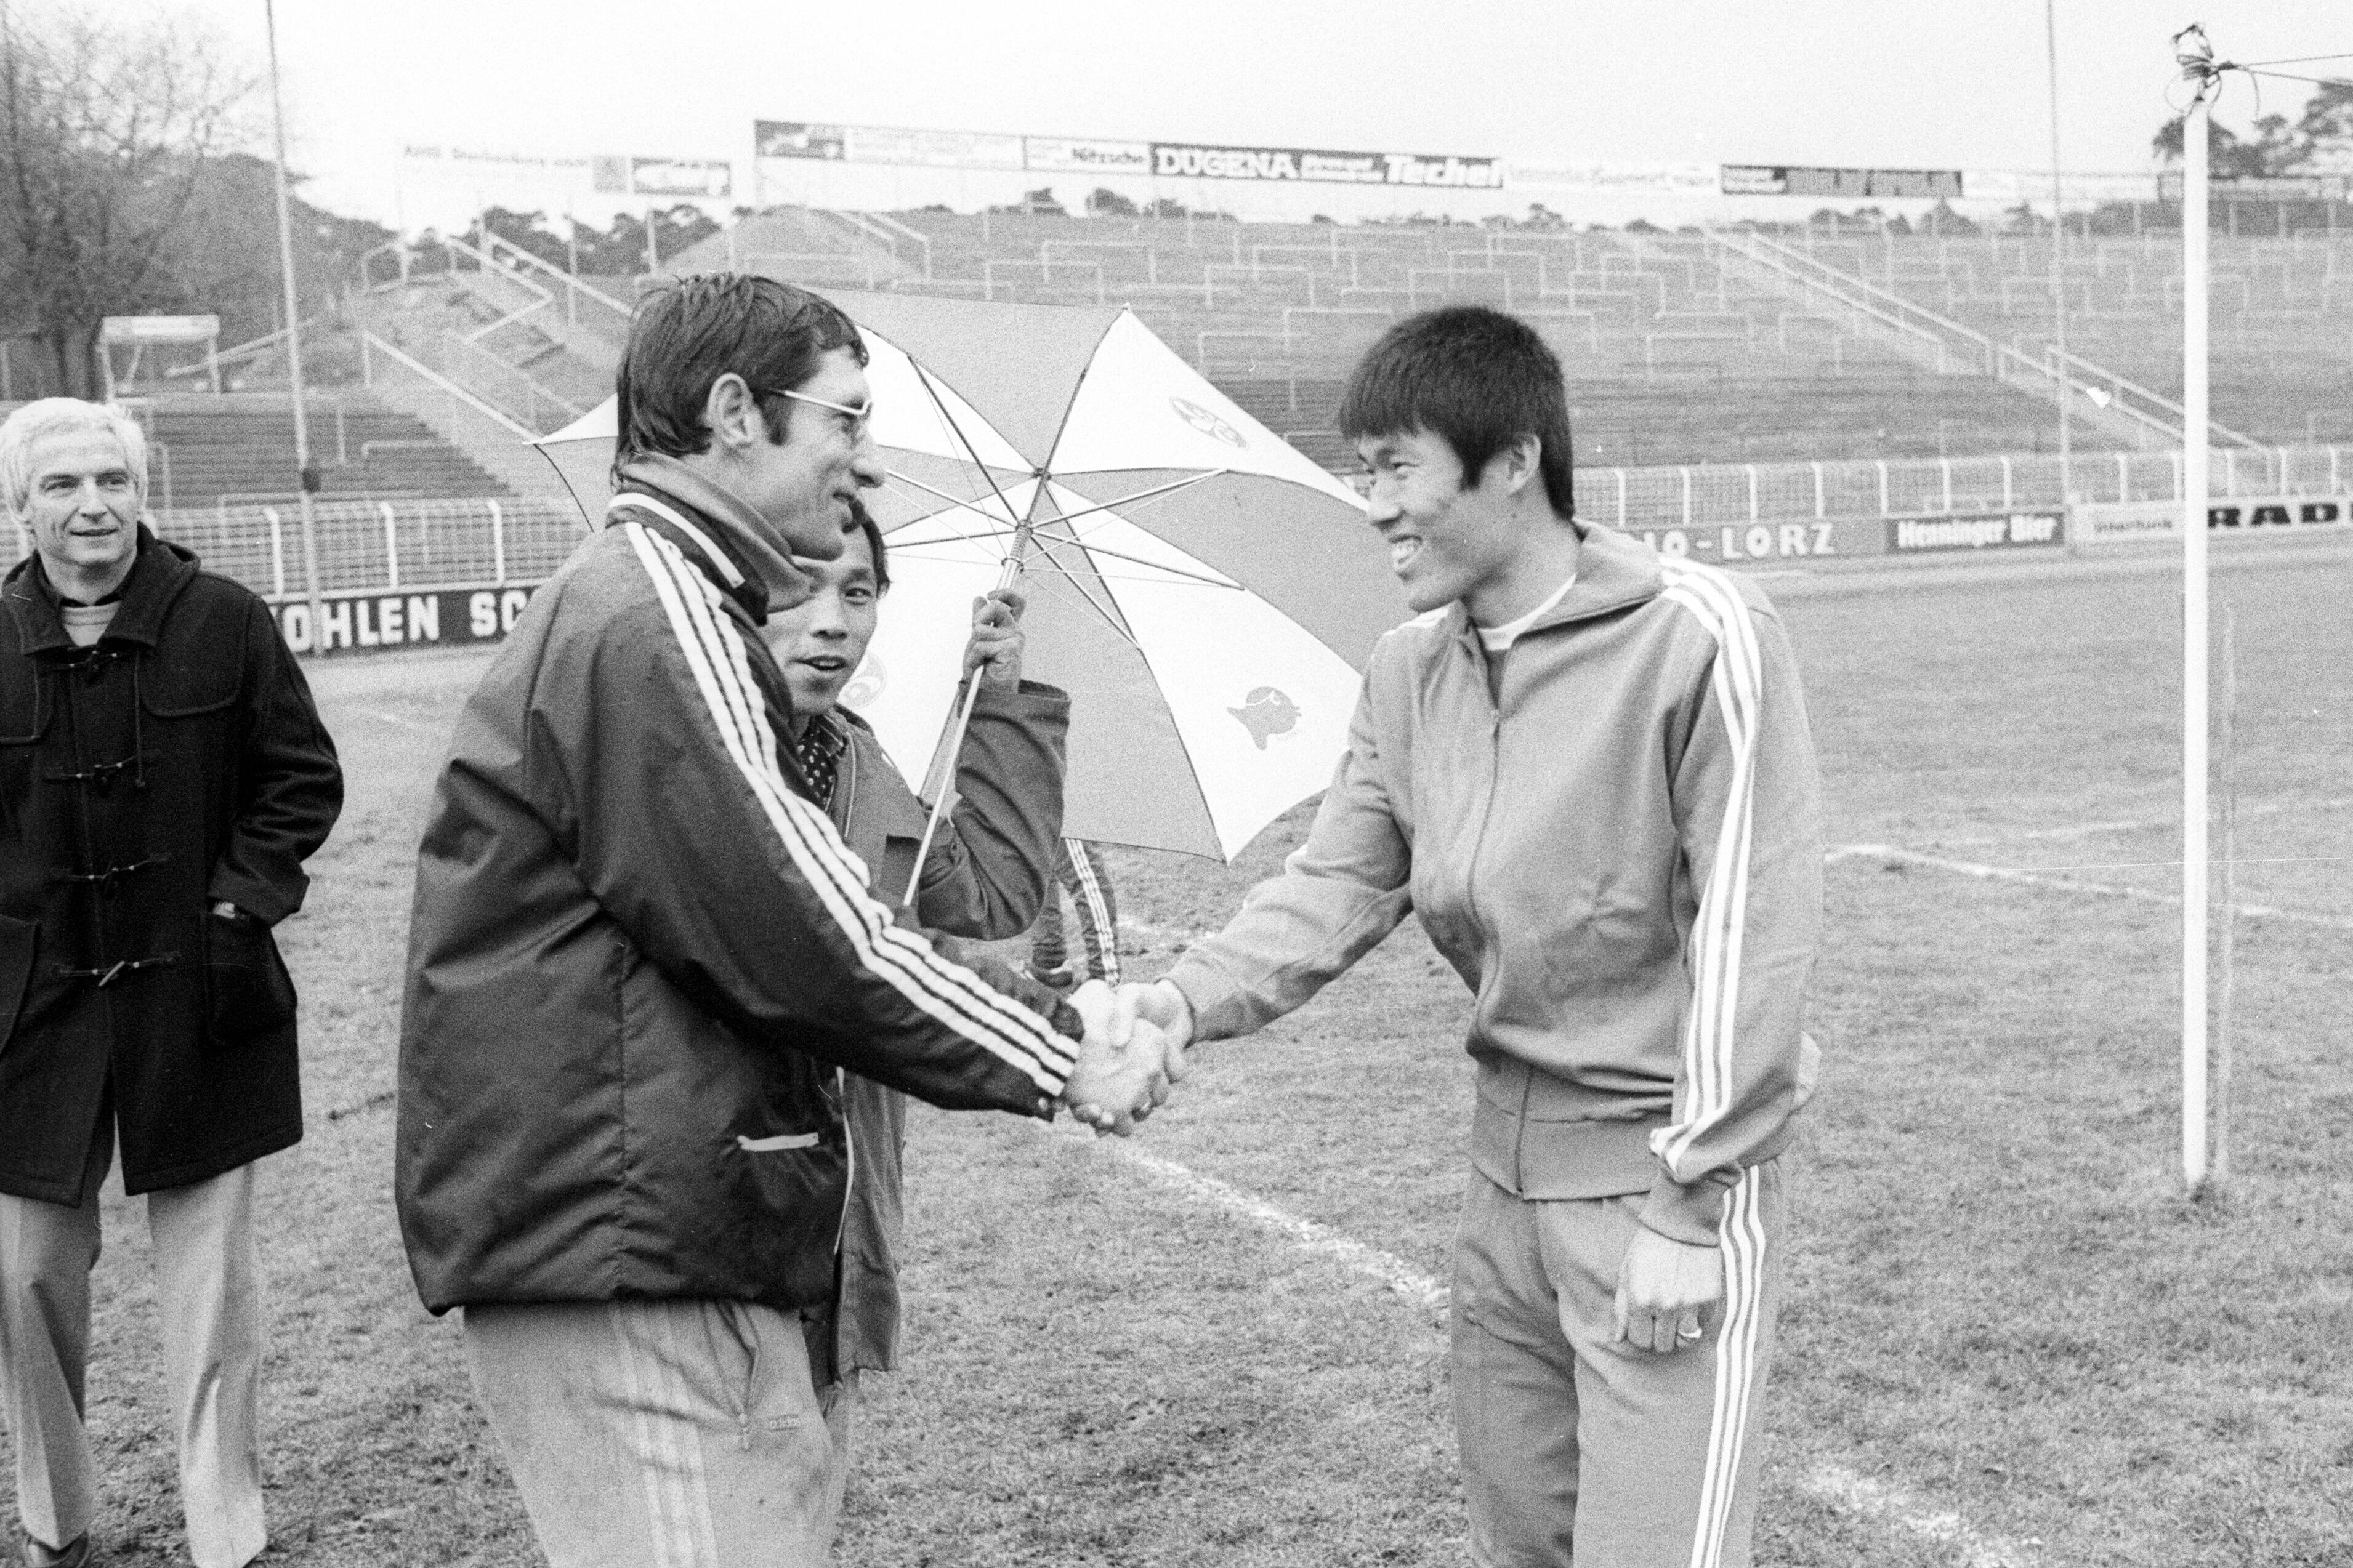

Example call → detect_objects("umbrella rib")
1028 533 1240 590
1041 468 1228 531
912 361 1032 531
884 467 1020 523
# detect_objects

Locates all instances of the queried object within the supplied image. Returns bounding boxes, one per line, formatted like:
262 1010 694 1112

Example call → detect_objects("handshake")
1057 979 1194 1137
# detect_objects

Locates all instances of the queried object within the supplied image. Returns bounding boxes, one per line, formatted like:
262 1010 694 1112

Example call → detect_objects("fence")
1571 444 2353 530
6 443 2349 605
3 496 587 601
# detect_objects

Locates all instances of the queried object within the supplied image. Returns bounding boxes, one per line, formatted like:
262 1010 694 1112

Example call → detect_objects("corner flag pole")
2176 23 2215 1196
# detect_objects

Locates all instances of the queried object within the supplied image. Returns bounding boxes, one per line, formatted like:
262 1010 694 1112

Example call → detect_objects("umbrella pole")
901 529 1032 907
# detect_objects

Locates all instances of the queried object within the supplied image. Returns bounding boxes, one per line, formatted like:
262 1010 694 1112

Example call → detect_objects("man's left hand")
963 589 1027 689
1612 1228 1724 1354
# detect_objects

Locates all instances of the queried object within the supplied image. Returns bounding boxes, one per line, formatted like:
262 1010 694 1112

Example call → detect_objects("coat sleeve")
544 542 1078 1117
206 596 344 924
1163 653 1414 1040
1641 595 1823 1247
911 680 1070 941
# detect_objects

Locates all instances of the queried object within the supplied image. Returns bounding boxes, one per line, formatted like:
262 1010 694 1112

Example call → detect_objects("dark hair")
1336 306 1575 519
613 274 866 470
846 498 889 592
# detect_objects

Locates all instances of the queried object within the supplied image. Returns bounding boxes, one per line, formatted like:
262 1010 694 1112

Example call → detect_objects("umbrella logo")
841 653 886 710
1229 686 1301 750
1171 396 1248 449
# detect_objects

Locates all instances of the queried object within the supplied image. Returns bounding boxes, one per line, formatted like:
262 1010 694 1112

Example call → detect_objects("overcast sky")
172 0 2351 223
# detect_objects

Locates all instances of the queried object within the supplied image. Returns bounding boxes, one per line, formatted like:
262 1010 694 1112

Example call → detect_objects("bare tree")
0 3 254 396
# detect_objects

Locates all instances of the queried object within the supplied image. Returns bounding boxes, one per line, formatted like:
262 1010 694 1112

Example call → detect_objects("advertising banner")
2156 172 2349 202
2072 494 2353 546
629 157 733 198
848 124 1024 170
592 156 732 197
1884 511 2065 553
275 584 540 657
1151 142 1504 188
100 315 219 345
1634 517 1885 565
755 121 847 161
1722 165 1965 199
402 145 594 183
1024 135 1153 175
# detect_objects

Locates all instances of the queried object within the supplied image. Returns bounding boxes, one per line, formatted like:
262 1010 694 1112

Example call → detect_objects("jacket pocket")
0 913 36 1048
203 913 297 1049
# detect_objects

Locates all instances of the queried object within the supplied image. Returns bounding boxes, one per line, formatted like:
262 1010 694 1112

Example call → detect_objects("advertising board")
1024 136 1153 175
2072 494 2353 546
1151 142 1503 188
755 121 847 161
752 116 1501 188
590 155 732 197
100 316 220 345
1722 165 1964 199
275 585 540 657
1633 517 1884 565
1884 511 2065 553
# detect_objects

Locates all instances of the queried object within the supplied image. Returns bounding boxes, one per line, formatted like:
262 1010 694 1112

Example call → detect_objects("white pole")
2046 0 2071 505
2177 24 2214 1196
264 0 324 651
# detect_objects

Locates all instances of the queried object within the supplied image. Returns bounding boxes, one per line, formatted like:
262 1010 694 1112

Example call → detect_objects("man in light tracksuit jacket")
1118 307 1822 1568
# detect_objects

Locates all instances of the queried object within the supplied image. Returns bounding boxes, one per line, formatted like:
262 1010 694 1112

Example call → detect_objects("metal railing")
477 231 634 332
1564 443 2353 533
358 332 545 439
9 443 2342 615
0 495 588 601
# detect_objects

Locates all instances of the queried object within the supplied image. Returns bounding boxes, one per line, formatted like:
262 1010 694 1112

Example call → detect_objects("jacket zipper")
831 731 860 1257
1458 635 1530 1188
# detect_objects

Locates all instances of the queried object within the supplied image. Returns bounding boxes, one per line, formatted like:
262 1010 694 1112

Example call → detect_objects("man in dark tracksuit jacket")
396 278 1158 1568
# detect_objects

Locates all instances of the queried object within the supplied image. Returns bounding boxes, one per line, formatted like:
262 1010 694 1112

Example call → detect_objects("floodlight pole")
2045 0 2070 504
264 0 324 653
2177 24 2214 1196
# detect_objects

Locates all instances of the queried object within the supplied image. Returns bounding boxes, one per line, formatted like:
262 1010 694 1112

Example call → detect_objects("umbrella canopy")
536 292 1410 861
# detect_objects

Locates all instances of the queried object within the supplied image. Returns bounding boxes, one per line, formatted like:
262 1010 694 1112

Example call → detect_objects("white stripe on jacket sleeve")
1652 558 1764 1180
621 523 1075 1091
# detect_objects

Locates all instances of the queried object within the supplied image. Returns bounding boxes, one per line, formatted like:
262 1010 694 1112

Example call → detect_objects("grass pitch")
12 541 2351 1566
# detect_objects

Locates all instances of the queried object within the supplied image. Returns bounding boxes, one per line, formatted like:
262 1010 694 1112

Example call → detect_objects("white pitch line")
1931 794 2353 849
1052 1125 2032 1560
1801 1463 2038 1567
1830 842 2353 931
1058 1124 1450 1314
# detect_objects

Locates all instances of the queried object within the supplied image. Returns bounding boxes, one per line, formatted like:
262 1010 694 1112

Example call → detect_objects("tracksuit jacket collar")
1440 523 1665 652
610 454 810 625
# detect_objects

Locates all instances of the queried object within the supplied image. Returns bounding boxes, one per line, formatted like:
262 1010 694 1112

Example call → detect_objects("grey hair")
0 398 150 523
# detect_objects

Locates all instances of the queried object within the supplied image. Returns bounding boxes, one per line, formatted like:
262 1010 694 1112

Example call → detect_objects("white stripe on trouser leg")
1064 840 1120 984
610 1303 717 1568
1689 1168 1766 1568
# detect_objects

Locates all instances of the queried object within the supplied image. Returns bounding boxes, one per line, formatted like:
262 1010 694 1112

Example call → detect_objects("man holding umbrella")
1117 306 1823 1568
397 275 1166 1567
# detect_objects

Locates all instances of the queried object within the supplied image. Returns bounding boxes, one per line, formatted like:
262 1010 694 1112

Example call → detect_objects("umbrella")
536 292 1410 864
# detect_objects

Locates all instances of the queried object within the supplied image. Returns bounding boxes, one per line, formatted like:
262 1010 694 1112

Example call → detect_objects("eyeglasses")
761 385 873 438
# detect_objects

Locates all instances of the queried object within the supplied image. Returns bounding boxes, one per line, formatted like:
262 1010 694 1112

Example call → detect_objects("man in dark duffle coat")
0 398 343 1568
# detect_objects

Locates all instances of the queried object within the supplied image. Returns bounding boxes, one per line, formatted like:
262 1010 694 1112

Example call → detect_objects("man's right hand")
1111 979 1193 1071
1060 979 1173 1136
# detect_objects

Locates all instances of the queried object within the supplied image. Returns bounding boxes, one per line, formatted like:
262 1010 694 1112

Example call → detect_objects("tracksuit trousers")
1450 1160 1786 1568
0 1160 268 1568
1028 838 1120 983
464 1299 858 1568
